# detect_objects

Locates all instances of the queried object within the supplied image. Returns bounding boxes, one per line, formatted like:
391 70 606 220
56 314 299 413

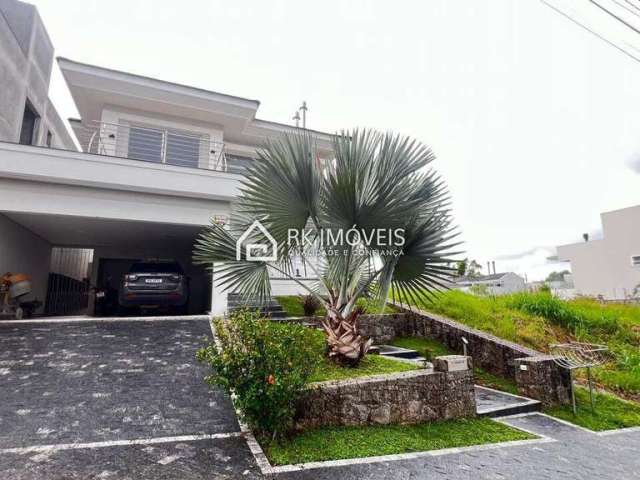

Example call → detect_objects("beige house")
556 205 640 300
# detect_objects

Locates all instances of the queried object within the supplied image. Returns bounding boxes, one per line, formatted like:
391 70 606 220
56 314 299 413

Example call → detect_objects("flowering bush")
197 310 322 437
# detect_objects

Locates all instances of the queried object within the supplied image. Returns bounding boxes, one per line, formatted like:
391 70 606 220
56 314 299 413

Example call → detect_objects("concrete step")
475 386 541 417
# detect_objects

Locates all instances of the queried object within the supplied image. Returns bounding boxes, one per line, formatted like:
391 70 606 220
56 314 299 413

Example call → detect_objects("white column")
210 262 227 316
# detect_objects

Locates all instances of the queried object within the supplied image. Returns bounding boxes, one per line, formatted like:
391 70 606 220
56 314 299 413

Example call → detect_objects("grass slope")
262 418 535 465
545 387 640 431
404 290 640 398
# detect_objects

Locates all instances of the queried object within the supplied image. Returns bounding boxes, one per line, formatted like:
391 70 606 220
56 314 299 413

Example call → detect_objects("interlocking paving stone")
0 320 239 448
3 320 640 479
0 437 262 480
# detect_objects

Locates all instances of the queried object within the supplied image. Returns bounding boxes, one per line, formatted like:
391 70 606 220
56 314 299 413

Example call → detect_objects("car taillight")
126 274 138 281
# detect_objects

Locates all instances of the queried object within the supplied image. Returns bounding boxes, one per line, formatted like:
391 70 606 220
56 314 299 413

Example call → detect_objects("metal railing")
87 121 236 172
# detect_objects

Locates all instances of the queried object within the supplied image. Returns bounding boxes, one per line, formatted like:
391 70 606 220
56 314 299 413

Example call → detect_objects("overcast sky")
31 0 640 281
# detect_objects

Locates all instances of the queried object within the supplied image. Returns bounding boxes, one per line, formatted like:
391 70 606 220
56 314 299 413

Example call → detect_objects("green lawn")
390 336 519 395
545 386 640 431
401 290 640 398
310 354 418 383
275 295 398 318
261 417 536 465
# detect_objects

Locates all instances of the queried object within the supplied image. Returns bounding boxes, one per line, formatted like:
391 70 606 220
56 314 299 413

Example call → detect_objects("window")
631 255 640 267
165 132 200 168
19 100 39 145
127 126 163 163
126 125 203 168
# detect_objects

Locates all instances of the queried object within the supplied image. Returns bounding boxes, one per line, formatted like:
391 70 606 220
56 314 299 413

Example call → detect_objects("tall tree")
194 129 459 365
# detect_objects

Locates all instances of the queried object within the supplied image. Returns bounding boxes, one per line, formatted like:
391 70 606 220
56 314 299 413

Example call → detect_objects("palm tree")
194 129 459 366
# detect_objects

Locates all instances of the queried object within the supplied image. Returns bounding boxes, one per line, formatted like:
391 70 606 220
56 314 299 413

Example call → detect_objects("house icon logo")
236 219 278 262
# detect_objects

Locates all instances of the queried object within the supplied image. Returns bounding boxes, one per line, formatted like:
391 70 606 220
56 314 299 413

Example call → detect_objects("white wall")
270 278 318 296
557 205 640 299
0 212 51 307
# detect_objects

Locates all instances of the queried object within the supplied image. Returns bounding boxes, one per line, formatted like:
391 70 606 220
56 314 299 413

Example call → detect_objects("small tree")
194 129 459 366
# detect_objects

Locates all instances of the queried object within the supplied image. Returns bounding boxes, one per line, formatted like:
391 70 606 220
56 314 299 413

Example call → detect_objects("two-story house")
556 204 640 300
0 0 332 318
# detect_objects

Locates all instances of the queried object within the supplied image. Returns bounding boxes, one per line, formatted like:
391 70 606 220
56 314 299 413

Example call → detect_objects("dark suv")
118 261 189 313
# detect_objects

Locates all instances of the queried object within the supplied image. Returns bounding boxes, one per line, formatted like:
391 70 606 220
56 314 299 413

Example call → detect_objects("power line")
541 0 640 63
589 0 640 35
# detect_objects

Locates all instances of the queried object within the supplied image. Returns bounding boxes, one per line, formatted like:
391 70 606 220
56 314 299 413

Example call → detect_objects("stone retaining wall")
295 358 475 429
278 308 571 407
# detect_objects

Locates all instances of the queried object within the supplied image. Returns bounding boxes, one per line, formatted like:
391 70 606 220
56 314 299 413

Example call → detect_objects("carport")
1 212 212 317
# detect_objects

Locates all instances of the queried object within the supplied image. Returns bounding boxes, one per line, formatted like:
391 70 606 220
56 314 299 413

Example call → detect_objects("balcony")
87 122 253 174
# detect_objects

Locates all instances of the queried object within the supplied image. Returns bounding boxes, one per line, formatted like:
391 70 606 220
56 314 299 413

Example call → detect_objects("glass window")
128 126 163 162
19 101 39 145
166 132 200 168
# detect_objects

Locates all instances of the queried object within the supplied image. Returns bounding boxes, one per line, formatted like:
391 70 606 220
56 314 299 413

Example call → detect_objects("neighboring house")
455 272 526 296
0 0 75 149
0 0 332 317
556 204 640 300
548 273 576 300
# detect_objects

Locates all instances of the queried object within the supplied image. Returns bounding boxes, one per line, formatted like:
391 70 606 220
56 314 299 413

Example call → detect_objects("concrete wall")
0 0 75 149
270 278 318 296
557 205 640 300
0 212 51 308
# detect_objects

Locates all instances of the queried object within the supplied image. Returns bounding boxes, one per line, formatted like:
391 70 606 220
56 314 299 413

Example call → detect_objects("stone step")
474 385 541 417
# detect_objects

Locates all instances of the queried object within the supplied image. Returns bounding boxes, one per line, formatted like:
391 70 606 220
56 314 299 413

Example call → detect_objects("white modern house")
0 0 332 317
454 272 526 296
556 204 640 300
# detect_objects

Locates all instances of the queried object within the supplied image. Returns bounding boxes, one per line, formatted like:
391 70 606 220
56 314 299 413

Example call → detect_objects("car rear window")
129 262 184 274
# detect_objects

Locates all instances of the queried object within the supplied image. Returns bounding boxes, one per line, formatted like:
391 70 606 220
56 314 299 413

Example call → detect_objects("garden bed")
275 295 399 317
310 353 418 382
260 417 536 465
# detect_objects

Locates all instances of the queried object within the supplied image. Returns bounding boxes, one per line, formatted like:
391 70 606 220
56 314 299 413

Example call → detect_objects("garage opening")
94 257 211 316
2 212 213 318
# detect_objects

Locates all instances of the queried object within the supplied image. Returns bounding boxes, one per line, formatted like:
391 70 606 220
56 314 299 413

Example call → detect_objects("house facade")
556 205 640 300
454 272 526 296
0 0 332 317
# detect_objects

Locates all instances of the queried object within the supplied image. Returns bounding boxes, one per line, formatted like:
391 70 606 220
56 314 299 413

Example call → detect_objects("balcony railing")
87 121 250 174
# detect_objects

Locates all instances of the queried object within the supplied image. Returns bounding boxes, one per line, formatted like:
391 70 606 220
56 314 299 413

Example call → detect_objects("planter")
295 355 475 429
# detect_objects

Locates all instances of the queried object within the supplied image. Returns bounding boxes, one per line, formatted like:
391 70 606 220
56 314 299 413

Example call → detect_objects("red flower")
267 374 276 385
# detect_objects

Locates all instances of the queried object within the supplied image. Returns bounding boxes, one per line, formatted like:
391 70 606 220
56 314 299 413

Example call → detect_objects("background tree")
194 129 459 366
545 270 570 283
466 259 482 278
456 258 468 277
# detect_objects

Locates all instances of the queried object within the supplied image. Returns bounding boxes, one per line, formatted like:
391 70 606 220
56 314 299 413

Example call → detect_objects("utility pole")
300 101 308 129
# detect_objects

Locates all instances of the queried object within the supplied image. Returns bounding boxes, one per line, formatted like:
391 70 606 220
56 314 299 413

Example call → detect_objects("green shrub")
197 310 322 437
299 294 322 316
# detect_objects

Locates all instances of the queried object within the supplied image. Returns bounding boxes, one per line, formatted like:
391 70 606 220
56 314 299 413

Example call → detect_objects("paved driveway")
0 318 261 480
3 319 640 480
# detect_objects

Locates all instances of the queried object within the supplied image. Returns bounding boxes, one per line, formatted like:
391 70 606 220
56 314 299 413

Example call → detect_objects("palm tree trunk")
320 307 373 366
